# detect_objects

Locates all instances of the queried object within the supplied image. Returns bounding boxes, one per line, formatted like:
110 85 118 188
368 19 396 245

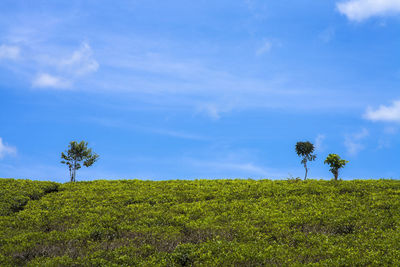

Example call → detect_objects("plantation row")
1 178 400 265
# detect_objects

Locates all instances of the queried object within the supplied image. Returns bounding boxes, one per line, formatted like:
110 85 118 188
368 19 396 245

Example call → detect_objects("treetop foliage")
295 141 316 161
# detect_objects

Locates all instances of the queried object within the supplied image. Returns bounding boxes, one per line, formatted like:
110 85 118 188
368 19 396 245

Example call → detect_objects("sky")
1 0 400 182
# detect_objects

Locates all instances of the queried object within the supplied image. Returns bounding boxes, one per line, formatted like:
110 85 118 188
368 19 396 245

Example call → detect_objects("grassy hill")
1 178 400 266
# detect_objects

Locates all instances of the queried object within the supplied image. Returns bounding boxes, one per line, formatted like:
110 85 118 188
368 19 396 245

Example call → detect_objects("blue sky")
1 0 400 181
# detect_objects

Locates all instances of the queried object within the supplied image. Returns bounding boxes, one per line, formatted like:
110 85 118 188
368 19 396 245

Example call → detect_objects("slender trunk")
304 162 308 180
71 160 77 182
334 169 338 181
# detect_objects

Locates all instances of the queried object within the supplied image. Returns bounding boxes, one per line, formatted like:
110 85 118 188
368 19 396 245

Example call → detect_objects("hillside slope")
1 178 400 266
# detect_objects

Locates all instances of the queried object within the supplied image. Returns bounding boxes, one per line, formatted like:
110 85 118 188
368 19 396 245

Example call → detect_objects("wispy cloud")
196 103 223 120
0 138 17 159
364 100 400 122
186 158 275 177
315 134 326 152
151 128 206 140
344 128 369 156
178 146 287 178
0 11 365 119
32 73 71 89
383 125 398 134
0 44 20 60
378 138 391 149
319 28 335 43
0 35 98 90
31 42 99 87
92 48 351 118
86 116 207 141
256 40 272 55
59 42 99 75
337 0 400 22
243 0 268 20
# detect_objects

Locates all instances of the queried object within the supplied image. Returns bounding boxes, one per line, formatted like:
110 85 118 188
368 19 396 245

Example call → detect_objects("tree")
61 141 99 182
295 141 316 180
324 154 348 181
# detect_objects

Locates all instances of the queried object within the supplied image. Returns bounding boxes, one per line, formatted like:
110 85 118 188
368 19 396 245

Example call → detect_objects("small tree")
324 154 348 181
295 141 316 180
61 141 99 182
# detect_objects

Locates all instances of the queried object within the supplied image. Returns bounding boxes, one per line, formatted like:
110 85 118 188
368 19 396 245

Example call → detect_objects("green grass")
1 178 400 266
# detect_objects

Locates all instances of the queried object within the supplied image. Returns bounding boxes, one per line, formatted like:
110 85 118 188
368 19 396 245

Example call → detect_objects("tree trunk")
304 163 308 180
73 160 77 182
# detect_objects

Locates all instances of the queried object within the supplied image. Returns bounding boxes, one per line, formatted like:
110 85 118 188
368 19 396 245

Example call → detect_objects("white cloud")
315 134 326 152
256 41 272 55
60 42 99 75
32 73 71 89
0 44 20 60
344 128 369 156
0 138 17 159
337 0 400 22
364 100 400 122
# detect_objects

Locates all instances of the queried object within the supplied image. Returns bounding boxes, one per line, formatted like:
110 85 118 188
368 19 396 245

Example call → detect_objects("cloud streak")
0 36 98 90
59 42 99 76
0 44 20 60
85 116 207 141
186 158 275 177
0 11 366 119
32 73 71 89
256 40 272 55
92 49 353 119
344 128 369 156
315 134 326 152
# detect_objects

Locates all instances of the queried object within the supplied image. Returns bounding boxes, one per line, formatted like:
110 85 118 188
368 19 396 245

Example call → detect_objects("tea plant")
1 178 400 265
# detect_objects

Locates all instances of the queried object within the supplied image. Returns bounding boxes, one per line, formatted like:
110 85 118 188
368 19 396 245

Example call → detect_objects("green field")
1 178 400 266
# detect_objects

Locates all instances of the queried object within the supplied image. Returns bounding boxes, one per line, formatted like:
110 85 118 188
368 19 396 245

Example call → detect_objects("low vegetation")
1 178 400 266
